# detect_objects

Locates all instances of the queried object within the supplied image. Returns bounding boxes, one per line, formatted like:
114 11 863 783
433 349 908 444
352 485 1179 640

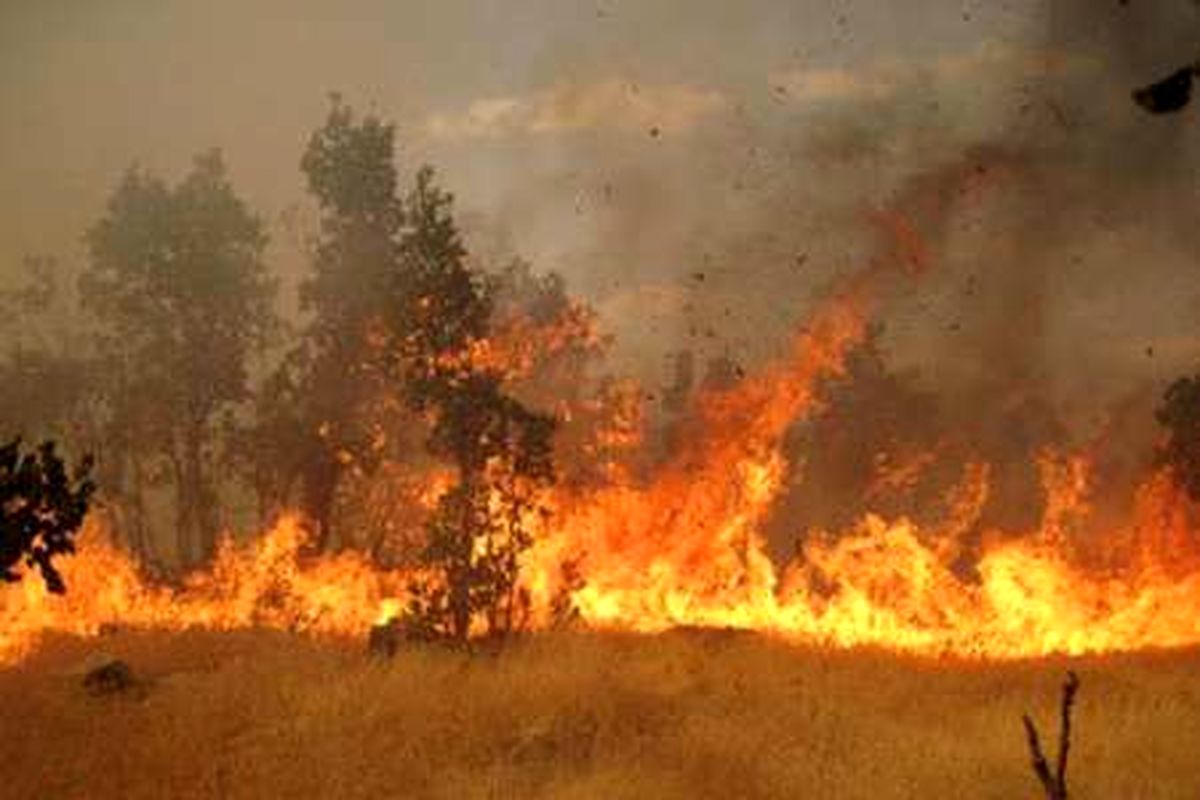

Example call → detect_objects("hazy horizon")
4 0 1200 418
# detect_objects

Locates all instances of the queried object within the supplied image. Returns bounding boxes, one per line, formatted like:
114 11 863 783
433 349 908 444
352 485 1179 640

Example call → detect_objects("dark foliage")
0 438 95 593
367 620 401 658
391 160 556 647
400 343 557 645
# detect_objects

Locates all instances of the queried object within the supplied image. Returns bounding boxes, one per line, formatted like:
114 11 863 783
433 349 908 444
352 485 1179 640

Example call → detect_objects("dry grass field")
2 629 1199 799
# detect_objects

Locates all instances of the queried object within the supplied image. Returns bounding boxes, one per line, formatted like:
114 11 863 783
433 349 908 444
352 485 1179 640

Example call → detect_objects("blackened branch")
1022 671 1080 800
1056 671 1081 792
1022 713 1057 799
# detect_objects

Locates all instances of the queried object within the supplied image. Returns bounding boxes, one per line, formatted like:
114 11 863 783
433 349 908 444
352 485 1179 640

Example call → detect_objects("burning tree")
396 170 557 645
256 97 429 551
0 438 95 594
259 99 558 642
402 373 555 644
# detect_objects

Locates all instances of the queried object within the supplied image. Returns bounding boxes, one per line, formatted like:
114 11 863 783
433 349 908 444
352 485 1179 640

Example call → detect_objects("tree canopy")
81 149 276 564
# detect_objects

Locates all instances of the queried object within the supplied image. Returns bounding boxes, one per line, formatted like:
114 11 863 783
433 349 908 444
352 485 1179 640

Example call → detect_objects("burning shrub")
400 378 556 646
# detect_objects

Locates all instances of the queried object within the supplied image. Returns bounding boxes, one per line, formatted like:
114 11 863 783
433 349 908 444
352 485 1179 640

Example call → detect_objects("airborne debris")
1133 66 1196 114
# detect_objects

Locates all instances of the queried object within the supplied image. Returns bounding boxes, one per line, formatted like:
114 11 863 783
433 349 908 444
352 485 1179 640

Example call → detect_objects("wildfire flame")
4 257 1200 664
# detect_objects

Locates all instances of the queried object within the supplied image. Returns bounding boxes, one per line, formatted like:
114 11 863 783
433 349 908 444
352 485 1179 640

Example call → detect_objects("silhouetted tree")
774 324 945 538
485 258 609 487
486 258 607 408
82 150 276 565
0 438 95 594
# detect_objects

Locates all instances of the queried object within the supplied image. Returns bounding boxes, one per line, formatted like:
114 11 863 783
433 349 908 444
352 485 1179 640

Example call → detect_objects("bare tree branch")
1022 671 1080 800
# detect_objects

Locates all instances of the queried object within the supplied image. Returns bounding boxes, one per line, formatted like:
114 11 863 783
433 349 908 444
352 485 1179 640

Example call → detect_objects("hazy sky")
0 0 1031 256
3 0 1200 412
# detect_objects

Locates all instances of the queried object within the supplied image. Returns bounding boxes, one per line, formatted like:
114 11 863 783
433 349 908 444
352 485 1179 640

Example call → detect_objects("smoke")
619 4 1200 542
5 1 1200 547
429 3 1200 548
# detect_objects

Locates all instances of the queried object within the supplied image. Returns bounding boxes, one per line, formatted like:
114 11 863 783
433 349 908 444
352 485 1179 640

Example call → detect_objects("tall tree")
273 101 497 551
276 99 558 637
395 170 555 645
82 150 275 565
277 97 412 549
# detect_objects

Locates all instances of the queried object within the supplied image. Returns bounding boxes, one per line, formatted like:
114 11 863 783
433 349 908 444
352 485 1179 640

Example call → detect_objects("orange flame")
5 282 1200 664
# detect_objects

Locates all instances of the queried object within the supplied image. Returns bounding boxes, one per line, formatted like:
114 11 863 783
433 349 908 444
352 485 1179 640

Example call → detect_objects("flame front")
5 285 1200 664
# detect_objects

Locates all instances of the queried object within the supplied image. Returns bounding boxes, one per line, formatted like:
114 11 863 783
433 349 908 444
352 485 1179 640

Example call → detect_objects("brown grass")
3 629 1200 799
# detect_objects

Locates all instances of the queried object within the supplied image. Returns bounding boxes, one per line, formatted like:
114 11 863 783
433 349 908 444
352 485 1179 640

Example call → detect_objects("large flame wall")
4 288 1200 664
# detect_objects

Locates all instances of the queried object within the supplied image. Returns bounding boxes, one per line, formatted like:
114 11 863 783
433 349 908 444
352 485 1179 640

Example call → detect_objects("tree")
1156 375 1200 500
395 172 556 645
281 98 559 640
769 323 947 545
277 101 496 551
0 438 95 594
82 150 276 565
266 96 413 550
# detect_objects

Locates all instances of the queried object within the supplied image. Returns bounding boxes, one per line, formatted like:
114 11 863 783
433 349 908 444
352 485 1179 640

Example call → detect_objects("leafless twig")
1022 671 1080 800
